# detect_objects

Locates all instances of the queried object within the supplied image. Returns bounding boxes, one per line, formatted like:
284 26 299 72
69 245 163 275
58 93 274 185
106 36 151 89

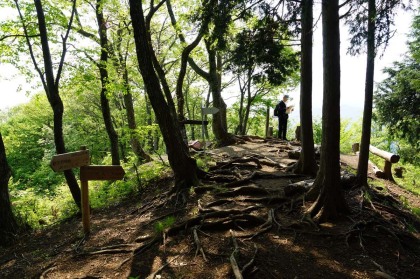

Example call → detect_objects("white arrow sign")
201 107 219 115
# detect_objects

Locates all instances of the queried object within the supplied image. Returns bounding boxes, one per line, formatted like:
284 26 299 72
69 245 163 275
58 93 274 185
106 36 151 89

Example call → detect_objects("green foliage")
154 216 176 233
374 9 420 160
340 118 362 154
393 162 420 196
1 95 64 191
227 15 299 86
312 118 322 145
345 0 407 56
9 185 78 228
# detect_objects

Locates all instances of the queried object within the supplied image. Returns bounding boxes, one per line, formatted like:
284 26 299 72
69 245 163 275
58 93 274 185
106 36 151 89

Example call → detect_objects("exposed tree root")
78 244 138 256
230 230 243 279
240 209 277 239
130 192 169 215
210 157 262 170
193 227 207 261
241 244 258 276
216 185 272 198
204 199 235 208
372 260 396 279
198 204 262 214
39 264 56 279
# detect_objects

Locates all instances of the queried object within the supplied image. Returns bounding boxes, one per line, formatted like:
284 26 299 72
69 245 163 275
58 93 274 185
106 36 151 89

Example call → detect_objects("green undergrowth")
369 155 420 196
10 159 170 229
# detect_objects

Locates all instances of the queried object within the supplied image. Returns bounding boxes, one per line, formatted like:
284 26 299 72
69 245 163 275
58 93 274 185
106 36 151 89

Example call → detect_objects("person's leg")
278 117 282 138
281 118 287 140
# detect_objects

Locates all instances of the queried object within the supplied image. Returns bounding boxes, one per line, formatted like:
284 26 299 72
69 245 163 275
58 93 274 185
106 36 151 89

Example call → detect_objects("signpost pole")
50 145 125 235
201 105 206 152
81 174 90 234
79 146 90 234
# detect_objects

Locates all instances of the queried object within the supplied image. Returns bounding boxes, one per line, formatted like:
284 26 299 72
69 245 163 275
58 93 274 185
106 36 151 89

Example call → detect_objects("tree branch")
55 0 77 88
166 0 211 80
14 0 47 93
0 33 40 41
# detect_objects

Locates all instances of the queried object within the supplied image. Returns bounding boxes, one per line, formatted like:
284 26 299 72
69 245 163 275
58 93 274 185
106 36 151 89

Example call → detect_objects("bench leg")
383 160 394 182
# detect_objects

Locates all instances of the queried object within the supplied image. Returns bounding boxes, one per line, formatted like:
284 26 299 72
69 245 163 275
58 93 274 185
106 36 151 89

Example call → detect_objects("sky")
0 5 415 120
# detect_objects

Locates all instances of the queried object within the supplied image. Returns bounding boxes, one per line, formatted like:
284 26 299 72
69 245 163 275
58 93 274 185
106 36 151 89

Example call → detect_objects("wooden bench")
353 143 400 181
369 145 400 181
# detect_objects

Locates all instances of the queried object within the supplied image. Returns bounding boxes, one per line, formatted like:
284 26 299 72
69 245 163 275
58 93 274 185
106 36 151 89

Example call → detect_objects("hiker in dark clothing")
275 94 290 140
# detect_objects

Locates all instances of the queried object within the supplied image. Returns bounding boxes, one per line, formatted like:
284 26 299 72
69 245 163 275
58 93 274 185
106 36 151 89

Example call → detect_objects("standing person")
275 94 290 140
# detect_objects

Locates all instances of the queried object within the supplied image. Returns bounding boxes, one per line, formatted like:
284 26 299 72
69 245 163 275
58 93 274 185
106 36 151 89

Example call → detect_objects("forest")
0 0 419 278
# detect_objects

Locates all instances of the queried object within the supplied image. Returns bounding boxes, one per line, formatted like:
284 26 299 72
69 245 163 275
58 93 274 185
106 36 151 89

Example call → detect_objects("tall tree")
129 0 200 191
166 0 236 147
15 0 82 208
306 0 349 222
346 0 409 186
96 0 120 165
112 22 152 162
228 14 300 135
357 0 376 187
73 1 151 163
0 132 18 246
293 0 318 176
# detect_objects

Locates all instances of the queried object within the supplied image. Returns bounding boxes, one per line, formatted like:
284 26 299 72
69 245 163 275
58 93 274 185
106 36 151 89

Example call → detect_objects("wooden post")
265 105 270 138
352 143 360 153
50 146 124 235
79 146 90 234
383 161 394 181
79 164 125 234
295 125 301 141
81 177 90 234
268 127 273 137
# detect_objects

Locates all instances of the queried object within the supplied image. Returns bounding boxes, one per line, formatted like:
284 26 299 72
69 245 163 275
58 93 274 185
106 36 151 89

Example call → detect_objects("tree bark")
123 89 152 162
34 0 81 208
165 0 234 146
207 42 236 146
129 0 199 190
307 0 349 222
0 133 18 246
112 23 152 163
294 0 318 177
96 0 120 166
357 0 376 187
235 75 246 135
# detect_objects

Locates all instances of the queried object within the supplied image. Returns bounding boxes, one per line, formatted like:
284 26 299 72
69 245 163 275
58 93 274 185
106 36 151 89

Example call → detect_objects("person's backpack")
274 103 280 116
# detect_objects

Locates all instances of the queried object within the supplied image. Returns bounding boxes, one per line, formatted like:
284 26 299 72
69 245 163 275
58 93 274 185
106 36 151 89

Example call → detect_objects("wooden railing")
352 143 400 181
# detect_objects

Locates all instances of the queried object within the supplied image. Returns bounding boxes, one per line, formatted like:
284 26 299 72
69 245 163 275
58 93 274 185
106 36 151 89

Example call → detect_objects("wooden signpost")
50 147 125 234
50 150 90 172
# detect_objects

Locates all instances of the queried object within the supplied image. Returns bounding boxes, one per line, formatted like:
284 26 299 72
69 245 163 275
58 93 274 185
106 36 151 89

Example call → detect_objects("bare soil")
1 137 419 279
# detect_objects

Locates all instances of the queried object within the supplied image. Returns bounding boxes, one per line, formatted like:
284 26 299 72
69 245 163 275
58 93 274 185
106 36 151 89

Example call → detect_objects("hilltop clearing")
1 137 419 279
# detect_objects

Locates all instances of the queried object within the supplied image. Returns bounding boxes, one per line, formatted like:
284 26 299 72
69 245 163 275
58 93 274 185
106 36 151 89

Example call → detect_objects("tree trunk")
96 0 120 166
123 90 152 163
34 0 81 208
0 133 18 246
242 73 253 135
235 76 245 135
113 24 152 163
145 95 155 151
294 0 318 177
120 59 151 162
129 0 199 190
207 43 236 146
357 0 376 187
307 0 349 222
165 0 234 146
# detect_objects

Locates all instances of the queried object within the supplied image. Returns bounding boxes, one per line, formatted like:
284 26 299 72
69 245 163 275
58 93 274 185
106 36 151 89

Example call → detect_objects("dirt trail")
1 138 419 279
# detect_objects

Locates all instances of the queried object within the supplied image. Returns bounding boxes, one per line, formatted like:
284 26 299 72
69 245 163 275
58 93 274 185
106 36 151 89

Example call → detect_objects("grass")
10 159 170 229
